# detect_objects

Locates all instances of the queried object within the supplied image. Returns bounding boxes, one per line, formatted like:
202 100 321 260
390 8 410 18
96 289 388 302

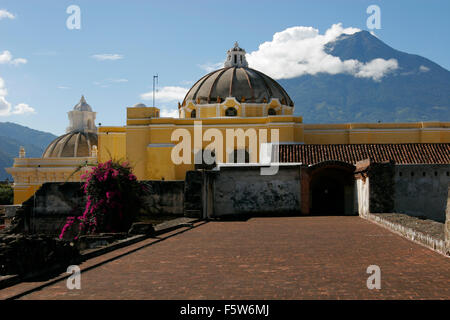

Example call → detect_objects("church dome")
42 131 98 158
182 67 294 106
182 42 293 107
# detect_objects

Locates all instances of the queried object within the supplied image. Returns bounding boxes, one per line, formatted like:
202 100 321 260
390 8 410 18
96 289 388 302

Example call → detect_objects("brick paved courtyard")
12 217 450 299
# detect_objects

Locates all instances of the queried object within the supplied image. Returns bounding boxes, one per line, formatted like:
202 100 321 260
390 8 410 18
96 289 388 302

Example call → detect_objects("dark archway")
308 161 355 215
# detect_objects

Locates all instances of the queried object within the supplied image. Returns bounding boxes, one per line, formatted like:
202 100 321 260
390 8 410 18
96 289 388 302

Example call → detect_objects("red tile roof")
279 144 450 165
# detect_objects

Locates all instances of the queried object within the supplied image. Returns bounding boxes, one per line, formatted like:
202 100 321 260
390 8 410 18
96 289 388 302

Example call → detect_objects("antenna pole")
153 74 159 108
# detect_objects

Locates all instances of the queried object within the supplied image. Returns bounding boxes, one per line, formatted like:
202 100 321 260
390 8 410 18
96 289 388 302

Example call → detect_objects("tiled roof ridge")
279 143 450 165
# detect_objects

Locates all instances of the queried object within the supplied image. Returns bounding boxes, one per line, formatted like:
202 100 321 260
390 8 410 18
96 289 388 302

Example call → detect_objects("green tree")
0 184 13 205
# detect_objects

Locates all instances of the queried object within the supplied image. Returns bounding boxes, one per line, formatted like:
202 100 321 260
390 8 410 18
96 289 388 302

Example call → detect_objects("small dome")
182 67 294 106
43 131 98 158
73 95 92 112
133 103 147 108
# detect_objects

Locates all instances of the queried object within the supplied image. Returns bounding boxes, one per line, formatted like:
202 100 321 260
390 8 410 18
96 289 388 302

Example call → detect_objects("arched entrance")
306 161 355 215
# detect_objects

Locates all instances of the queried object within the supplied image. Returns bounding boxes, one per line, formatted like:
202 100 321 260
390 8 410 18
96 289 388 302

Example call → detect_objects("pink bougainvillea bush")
60 160 147 240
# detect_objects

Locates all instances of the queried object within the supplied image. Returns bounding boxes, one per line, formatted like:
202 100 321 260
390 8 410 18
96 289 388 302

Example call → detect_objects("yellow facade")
303 122 450 144
6 157 96 204
97 97 450 182
99 98 303 181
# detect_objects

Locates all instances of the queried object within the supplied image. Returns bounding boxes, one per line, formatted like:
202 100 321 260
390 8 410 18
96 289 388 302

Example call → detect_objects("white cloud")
11 103 35 115
0 96 10 115
246 23 398 81
160 107 179 118
91 54 124 61
199 61 224 72
140 86 188 103
93 78 128 87
0 76 34 116
0 50 27 65
0 77 7 96
110 78 128 83
180 80 194 86
419 65 430 72
355 58 398 81
0 9 15 20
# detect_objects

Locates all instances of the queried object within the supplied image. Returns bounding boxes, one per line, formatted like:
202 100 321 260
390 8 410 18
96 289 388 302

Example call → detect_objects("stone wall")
141 180 184 216
7 180 187 236
394 165 450 222
355 160 395 216
368 162 395 213
184 171 203 218
355 162 450 223
13 182 86 236
208 165 301 217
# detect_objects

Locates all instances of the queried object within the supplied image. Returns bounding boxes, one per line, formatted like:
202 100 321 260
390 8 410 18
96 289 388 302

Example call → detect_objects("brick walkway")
12 217 450 299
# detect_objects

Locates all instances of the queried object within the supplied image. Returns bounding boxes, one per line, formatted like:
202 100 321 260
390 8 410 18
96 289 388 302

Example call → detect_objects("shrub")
60 160 147 240
0 184 13 205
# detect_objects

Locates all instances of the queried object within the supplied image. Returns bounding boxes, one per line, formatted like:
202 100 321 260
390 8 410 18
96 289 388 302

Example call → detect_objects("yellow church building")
7 43 450 204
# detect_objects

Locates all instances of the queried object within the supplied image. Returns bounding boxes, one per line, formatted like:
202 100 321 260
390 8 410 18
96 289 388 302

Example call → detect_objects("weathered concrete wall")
141 180 184 215
394 165 450 222
17 182 86 235
184 171 203 218
210 166 301 217
355 160 395 216
9 180 187 236
368 162 395 213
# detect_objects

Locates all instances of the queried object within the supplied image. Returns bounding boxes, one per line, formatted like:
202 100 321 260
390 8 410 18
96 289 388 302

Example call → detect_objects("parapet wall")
356 161 450 223
208 165 301 217
394 165 449 222
141 180 184 216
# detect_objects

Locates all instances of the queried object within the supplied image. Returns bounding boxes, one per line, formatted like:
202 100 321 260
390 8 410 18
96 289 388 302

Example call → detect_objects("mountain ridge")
0 122 57 180
279 30 450 123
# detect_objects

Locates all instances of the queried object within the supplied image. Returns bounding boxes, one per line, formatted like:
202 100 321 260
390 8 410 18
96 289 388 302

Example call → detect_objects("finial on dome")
68 95 96 133
224 42 248 68
73 95 92 112
19 146 26 158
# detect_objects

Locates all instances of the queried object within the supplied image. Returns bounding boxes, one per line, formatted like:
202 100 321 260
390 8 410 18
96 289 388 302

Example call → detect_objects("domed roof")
73 95 92 112
43 131 98 158
133 103 147 108
182 67 294 106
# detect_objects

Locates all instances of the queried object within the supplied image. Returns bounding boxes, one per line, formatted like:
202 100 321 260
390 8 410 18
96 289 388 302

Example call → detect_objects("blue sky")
0 0 449 135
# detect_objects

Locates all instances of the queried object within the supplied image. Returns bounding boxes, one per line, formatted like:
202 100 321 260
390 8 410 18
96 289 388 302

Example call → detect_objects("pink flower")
59 217 76 239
